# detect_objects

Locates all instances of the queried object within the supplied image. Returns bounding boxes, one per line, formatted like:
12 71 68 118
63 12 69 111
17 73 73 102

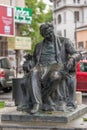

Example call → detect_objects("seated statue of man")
25 22 81 114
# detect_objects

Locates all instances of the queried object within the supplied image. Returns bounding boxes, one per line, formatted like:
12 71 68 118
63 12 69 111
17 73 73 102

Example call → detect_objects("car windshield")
0 58 11 69
80 62 87 72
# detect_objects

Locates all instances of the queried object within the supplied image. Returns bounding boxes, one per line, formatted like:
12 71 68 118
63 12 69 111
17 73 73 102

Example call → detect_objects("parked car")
76 60 87 92
0 57 15 93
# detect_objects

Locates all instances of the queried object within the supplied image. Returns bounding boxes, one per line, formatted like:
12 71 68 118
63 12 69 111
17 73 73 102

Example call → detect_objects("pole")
75 15 77 49
15 50 18 77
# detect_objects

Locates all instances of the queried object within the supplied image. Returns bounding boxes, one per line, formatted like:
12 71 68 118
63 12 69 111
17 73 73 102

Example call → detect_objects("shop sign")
0 5 15 36
15 7 32 24
8 37 32 50
15 37 32 50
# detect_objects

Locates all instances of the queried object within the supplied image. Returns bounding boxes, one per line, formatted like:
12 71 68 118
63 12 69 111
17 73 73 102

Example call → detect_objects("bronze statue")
13 22 81 114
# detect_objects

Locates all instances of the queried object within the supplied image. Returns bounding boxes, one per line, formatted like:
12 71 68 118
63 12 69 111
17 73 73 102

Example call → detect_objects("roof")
77 25 87 30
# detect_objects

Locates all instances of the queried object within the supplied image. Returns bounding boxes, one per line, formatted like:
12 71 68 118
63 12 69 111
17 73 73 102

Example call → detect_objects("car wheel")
3 87 12 93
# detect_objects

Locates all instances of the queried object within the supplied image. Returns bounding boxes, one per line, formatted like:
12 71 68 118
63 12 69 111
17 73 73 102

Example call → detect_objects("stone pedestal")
1 104 87 123
1 105 87 129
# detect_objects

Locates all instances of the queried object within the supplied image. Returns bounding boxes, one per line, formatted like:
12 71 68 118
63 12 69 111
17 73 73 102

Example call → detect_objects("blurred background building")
51 0 87 49
77 25 87 51
0 0 25 56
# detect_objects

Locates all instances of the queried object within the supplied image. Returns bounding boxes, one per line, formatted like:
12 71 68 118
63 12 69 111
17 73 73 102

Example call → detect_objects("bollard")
76 91 82 105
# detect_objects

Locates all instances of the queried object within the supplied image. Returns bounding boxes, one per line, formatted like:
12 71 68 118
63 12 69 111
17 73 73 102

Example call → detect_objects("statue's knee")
50 71 62 81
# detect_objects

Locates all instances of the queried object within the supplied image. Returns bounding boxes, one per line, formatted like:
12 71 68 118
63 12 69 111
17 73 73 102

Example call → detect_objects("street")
0 91 87 105
0 91 12 103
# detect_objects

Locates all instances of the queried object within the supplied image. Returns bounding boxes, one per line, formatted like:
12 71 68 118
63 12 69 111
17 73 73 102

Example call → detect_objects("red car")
76 60 87 92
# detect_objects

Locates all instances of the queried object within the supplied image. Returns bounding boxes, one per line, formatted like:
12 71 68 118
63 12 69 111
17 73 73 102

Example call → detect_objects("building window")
78 41 84 50
84 0 87 4
57 31 62 36
85 41 87 49
58 14 62 24
0 36 2 40
10 0 12 5
73 0 76 3
64 29 66 37
0 42 8 56
54 1 56 8
10 0 15 6
77 0 80 3
57 0 61 6
74 11 79 22
63 12 66 23
63 0 66 4
54 18 56 25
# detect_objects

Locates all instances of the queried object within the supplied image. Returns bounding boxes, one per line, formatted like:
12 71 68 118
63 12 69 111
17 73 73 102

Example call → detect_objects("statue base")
1 104 87 123
0 104 87 129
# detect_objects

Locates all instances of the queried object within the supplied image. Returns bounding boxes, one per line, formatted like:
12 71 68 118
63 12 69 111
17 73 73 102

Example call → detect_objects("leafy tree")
20 0 53 53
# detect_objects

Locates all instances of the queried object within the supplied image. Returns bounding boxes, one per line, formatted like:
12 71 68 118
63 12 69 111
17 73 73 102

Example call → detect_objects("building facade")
77 25 87 50
0 0 24 7
0 0 25 56
52 0 87 48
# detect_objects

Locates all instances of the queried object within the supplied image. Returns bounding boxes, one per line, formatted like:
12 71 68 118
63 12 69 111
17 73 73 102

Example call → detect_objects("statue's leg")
55 80 68 111
42 70 62 98
42 80 59 111
42 70 65 111
29 67 42 114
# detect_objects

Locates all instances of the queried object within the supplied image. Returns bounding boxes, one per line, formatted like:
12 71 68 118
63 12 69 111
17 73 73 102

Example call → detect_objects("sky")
43 0 52 5
38 0 52 5
43 0 53 12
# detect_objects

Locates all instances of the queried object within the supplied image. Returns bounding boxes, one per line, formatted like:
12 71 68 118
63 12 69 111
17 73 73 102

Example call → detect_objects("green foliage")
0 101 5 108
20 0 53 54
43 9 53 22
83 118 87 121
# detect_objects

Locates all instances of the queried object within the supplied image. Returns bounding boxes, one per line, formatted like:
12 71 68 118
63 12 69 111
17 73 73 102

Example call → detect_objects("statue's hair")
40 22 54 36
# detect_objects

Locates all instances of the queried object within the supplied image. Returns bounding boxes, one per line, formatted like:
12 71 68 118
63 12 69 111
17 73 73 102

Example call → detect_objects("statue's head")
40 23 54 40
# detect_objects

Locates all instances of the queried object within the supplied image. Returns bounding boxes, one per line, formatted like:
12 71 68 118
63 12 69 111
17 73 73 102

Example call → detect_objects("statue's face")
42 27 54 41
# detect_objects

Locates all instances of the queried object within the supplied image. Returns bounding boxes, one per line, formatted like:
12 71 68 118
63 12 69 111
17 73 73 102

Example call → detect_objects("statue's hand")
67 58 74 70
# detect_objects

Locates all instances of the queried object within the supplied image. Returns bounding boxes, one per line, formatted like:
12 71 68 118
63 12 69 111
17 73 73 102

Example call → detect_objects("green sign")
15 7 32 24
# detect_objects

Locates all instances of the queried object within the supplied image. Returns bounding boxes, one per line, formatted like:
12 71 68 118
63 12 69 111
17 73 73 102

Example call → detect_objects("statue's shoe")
17 105 30 112
30 104 40 114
